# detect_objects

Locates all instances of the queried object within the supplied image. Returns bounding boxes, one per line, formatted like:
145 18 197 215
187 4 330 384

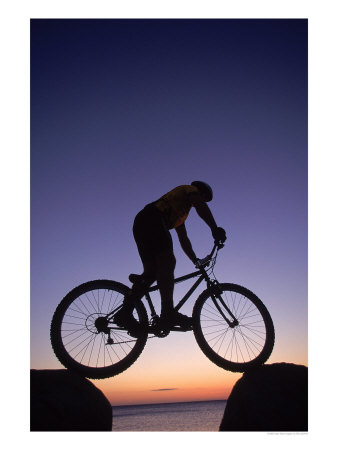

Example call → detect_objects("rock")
30 369 112 431
219 363 308 432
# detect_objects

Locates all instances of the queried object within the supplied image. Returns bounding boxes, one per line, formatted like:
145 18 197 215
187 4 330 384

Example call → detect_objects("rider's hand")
212 227 227 243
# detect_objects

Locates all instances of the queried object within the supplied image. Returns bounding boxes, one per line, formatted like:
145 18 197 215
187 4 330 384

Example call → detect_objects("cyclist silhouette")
114 181 226 335
51 182 275 377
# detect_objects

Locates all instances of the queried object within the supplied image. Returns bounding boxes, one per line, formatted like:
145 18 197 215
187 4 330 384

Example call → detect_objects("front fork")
207 280 239 328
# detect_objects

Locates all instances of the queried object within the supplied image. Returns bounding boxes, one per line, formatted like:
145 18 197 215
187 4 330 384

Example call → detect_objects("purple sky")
30 19 307 395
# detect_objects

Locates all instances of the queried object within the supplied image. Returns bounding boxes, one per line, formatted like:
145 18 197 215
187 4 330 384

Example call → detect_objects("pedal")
149 317 170 337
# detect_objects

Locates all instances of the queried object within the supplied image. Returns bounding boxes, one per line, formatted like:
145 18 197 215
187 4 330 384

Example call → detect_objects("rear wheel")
50 280 148 379
193 283 274 372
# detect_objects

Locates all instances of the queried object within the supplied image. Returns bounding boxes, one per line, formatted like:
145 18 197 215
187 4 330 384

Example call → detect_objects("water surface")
113 400 226 431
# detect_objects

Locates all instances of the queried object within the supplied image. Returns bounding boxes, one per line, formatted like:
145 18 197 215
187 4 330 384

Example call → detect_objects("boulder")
220 363 308 431
30 369 112 431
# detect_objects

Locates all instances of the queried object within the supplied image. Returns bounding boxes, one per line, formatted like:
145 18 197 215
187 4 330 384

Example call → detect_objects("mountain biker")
114 181 226 334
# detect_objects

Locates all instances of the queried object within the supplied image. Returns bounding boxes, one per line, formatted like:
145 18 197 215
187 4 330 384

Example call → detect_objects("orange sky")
90 330 307 406
32 301 307 407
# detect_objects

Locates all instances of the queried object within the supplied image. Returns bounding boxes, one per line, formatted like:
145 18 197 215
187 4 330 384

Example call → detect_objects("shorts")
133 203 173 264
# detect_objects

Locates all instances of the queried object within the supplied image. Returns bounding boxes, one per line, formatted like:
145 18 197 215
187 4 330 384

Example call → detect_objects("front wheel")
192 283 275 372
50 280 148 379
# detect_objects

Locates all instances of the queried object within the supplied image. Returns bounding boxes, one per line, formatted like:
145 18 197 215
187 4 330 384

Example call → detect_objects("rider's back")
154 185 198 229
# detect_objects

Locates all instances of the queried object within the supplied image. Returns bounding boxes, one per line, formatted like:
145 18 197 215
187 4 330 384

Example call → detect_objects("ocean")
112 400 226 431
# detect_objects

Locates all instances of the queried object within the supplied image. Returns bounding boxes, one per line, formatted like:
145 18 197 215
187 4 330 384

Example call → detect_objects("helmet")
191 181 213 202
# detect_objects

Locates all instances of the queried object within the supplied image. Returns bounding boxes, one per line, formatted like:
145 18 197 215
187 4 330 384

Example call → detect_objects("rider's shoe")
165 311 193 330
114 308 142 338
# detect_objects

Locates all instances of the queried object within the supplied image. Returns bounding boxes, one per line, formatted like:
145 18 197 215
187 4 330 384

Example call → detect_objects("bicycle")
50 242 275 379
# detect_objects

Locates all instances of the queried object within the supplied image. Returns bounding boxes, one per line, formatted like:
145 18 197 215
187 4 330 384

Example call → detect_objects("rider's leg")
122 260 156 314
155 250 176 318
131 203 190 327
115 204 158 332
140 260 157 287
155 250 192 328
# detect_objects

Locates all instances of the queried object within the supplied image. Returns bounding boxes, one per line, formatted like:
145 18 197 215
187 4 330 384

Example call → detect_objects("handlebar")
209 240 224 257
195 241 225 269
212 240 224 254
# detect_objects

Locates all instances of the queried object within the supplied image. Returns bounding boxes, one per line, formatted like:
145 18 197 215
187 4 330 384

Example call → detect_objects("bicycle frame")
142 243 238 328
144 269 207 319
51 241 275 378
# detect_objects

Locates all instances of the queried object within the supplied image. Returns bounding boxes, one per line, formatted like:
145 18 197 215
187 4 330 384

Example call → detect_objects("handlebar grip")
214 240 225 250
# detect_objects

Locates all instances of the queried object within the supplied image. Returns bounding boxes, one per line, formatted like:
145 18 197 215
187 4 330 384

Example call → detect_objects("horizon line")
111 398 228 408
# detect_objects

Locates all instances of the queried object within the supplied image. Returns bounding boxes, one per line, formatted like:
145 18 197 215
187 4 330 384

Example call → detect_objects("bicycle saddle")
129 273 144 284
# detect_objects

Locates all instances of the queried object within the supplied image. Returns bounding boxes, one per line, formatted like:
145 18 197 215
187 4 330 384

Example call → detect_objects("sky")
30 18 308 406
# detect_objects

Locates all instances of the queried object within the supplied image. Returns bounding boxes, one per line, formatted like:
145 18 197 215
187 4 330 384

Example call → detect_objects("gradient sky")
30 19 307 406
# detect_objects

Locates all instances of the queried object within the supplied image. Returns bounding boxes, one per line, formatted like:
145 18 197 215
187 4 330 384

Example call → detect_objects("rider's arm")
175 223 198 263
189 192 218 234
